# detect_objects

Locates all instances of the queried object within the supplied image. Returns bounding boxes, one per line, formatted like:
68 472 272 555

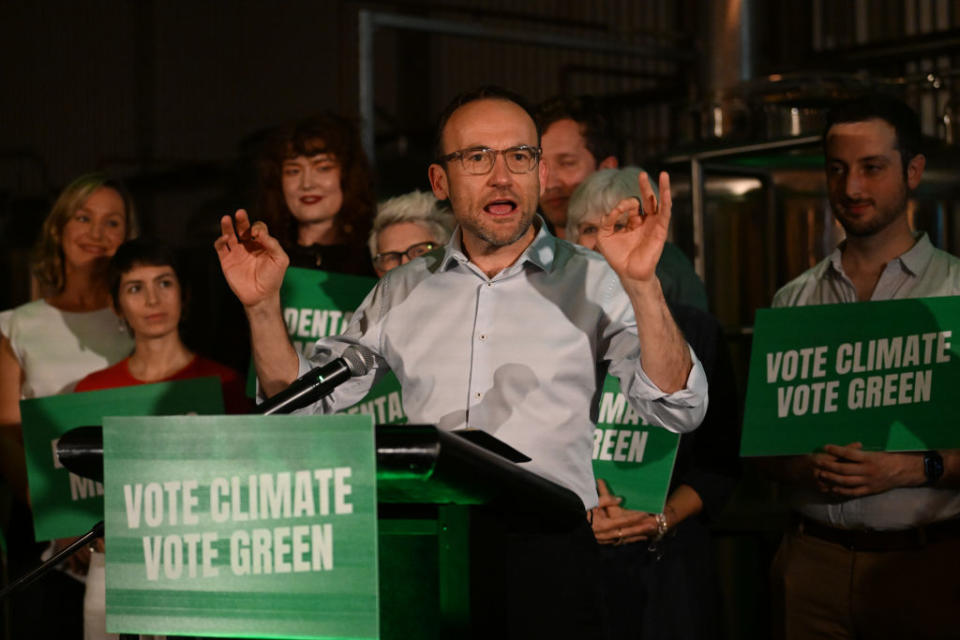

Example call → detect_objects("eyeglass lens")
376 241 437 269
460 147 537 174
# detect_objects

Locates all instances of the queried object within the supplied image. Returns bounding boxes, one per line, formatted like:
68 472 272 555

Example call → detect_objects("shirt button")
487 282 493 287
479 334 486 341
475 392 482 399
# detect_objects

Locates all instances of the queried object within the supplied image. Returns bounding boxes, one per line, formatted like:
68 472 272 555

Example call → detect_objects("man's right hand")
214 209 289 309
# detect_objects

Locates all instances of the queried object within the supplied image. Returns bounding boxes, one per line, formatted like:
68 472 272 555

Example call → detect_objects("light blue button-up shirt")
774 232 960 529
297 221 708 508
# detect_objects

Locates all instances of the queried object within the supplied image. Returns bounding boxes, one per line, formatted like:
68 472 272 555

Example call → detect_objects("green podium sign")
591 376 680 513
742 296 960 456
249 267 406 425
103 414 379 639
19 377 224 541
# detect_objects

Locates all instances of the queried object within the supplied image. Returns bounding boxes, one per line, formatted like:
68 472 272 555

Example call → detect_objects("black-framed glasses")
439 145 541 175
373 241 439 271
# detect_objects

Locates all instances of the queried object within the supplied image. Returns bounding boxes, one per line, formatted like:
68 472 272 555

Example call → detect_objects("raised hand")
594 171 671 285
214 209 289 309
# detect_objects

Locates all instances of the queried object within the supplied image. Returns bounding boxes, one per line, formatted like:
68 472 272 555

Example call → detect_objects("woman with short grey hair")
368 190 455 276
565 166 656 247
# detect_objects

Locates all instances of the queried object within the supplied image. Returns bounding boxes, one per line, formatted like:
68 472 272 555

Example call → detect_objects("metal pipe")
358 10 376 163
367 12 695 60
690 157 705 279
662 134 822 164
804 28 960 68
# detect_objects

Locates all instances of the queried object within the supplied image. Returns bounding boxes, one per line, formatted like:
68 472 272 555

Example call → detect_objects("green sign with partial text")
19 377 224 541
591 376 680 513
249 267 406 425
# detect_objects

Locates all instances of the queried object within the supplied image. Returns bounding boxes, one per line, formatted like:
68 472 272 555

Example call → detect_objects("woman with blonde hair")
0 173 138 638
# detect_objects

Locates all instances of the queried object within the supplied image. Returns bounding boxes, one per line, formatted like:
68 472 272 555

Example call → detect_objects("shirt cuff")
632 344 707 404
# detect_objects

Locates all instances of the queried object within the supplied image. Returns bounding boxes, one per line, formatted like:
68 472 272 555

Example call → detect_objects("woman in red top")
76 239 249 639
76 239 250 413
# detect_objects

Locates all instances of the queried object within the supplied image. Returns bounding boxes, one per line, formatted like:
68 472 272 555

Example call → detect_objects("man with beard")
215 86 706 637
761 95 960 640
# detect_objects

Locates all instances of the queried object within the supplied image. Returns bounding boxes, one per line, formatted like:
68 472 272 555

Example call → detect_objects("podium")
56 422 586 639
375 425 585 639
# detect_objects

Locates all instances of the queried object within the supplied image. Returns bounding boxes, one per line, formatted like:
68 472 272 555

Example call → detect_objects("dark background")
3 2 960 637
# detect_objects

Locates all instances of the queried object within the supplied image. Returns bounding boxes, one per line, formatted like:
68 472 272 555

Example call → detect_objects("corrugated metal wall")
370 0 694 162
813 0 960 141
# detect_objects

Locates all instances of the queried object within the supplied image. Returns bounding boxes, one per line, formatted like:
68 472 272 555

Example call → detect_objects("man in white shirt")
761 94 960 640
215 86 706 637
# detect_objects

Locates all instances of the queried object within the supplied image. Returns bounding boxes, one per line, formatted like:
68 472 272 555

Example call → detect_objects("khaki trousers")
770 527 960 639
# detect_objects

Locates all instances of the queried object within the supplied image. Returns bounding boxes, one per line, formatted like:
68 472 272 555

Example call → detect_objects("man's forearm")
246 294 300 398
623 277 691 393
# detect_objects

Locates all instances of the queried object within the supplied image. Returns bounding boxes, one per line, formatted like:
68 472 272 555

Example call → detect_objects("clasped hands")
590 479 668 546
810 442 923 497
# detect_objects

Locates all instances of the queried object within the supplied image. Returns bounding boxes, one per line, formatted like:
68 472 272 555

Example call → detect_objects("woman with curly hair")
257 112 376 275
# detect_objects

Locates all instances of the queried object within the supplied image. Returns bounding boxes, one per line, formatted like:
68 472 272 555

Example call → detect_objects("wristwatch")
922 451 944 486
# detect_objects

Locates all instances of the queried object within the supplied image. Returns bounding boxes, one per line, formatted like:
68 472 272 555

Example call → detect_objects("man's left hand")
815 442 924 497
595 171 671 285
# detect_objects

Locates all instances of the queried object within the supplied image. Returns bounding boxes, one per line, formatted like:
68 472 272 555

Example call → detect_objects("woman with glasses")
257 112 376 276
368 191 455 277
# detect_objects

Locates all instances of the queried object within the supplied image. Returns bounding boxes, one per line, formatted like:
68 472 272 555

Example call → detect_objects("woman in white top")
1 173 138 497
0 174 138 639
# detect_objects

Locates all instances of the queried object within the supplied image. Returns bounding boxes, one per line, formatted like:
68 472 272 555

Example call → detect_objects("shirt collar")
440 215 557 274
826 230 933 279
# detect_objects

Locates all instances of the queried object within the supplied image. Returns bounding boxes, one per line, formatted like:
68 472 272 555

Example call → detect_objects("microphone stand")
0 520 103 600
1 511 171 639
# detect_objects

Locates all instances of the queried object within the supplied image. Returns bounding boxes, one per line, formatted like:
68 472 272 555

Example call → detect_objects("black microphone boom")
257 345 375 415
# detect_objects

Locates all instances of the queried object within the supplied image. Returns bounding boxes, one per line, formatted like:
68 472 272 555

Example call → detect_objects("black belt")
798 515 960 552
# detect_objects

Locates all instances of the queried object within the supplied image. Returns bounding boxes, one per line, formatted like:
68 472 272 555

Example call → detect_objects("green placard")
248 267 406 424
19 377 224 541
103 414 379 639
591 376 680 513
741 296 960 456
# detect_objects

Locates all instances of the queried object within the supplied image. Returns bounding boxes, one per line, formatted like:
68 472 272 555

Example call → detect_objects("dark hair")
257 112 375 250
108 239 187 313
824 94 923 175
433 85 539 161
534 95 618 164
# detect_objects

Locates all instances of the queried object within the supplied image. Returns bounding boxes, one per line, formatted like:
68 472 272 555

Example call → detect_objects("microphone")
258 345 376 415
58 426 105 482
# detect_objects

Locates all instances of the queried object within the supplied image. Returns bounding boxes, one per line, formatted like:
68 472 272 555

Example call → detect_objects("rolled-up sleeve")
618 343 708 433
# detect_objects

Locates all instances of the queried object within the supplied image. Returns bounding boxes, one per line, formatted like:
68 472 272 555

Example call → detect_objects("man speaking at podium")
215 86 707 637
